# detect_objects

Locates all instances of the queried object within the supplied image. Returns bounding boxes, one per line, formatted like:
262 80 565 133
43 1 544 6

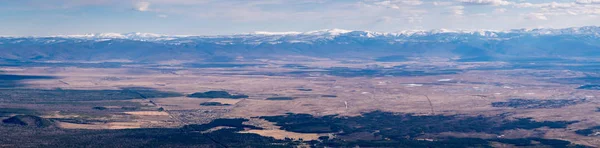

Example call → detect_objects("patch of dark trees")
326 67 461 77
92 106 107 110
50 118 107 124
491 98 586 109
0 74 55 88
0 88 182 103
0 112 588 147
2 115 53 128
187 91 248 99
259 111 584 147
0 61 123 68
575 126 600 137
0 108 39 117
282 64 311 69
120 106 139 111
375 55 408 62
296 88 312 91
200 102 231 106
260 111 576 136
316 137 586 148
183 63 264 68
286 67 461 77
577 85 600 90
0 118 295 148
465 59 600 74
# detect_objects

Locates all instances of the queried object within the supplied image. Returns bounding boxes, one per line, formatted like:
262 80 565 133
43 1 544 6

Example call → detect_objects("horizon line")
2 25 600 38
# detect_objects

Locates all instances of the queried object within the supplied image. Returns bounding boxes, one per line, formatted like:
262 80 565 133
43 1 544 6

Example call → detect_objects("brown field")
58 121 142 129
2 60 600 146
124 111 170 116
240 129 322 141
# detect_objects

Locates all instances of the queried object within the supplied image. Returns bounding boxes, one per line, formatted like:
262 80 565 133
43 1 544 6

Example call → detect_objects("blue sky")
1 0 600 36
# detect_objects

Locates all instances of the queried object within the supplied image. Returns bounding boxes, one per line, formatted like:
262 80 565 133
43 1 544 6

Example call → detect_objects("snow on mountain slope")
55 32 175 41
2 26 600 45
2 26 600 62
250 31 302 35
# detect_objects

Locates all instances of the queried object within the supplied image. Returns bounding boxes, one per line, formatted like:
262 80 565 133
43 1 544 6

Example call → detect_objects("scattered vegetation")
266 97 295 100
549 77 600 84
183 118 262 131
316 137 584 148
261 111 575 137
2 115 53 128
491 98 586 109
183 63 264 68
0 74 55 81
0 112 585 147
50 118 106 124
259 111 580 147
0 108 38 117
0 88 182 103
0 118 294 147
322 67 460 77
456 56 496 62
0 74 55 88
282 64 311 69
200 102 231 106
121 106 139 111
187 91 249 99
577 85 600 90
490 138 575 147
575 126 600 137
296 88 312 91
0 61 123 68
374 55 408 62
92 106 107 110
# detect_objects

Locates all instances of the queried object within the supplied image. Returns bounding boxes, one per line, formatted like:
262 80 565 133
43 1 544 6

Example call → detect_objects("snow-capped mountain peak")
57 32 167 40
304 28 353 36
3 26 600 63
251 31 302 35
22 26 600 43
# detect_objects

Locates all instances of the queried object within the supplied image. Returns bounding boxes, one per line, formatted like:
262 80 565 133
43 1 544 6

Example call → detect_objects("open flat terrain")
1 58 600 147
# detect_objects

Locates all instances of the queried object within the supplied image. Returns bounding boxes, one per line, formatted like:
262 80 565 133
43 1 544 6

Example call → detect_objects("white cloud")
376 16 393 23
513 2 575 9
566 10 578 15
447 6 465 15
458 0 511 6
11 0 600 35
512 1 600 17
432 1 454 6
401 0 424 6
134 1 151 12
372 0 423 9
406 16 423 23
494 8 507 13
524 13 548 20
576 0 600 4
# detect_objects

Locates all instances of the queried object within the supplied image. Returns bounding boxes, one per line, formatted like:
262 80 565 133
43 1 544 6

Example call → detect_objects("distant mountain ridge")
40 26 600 40
1 26 600 62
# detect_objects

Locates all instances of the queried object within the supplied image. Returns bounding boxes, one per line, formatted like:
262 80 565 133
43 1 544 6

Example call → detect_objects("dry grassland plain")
1 60 599 146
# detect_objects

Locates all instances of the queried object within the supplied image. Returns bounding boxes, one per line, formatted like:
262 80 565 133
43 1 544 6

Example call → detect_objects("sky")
1 0 600 36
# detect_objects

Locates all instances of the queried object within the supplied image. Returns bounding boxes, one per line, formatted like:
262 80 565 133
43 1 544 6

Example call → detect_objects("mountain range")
2 26 600 63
